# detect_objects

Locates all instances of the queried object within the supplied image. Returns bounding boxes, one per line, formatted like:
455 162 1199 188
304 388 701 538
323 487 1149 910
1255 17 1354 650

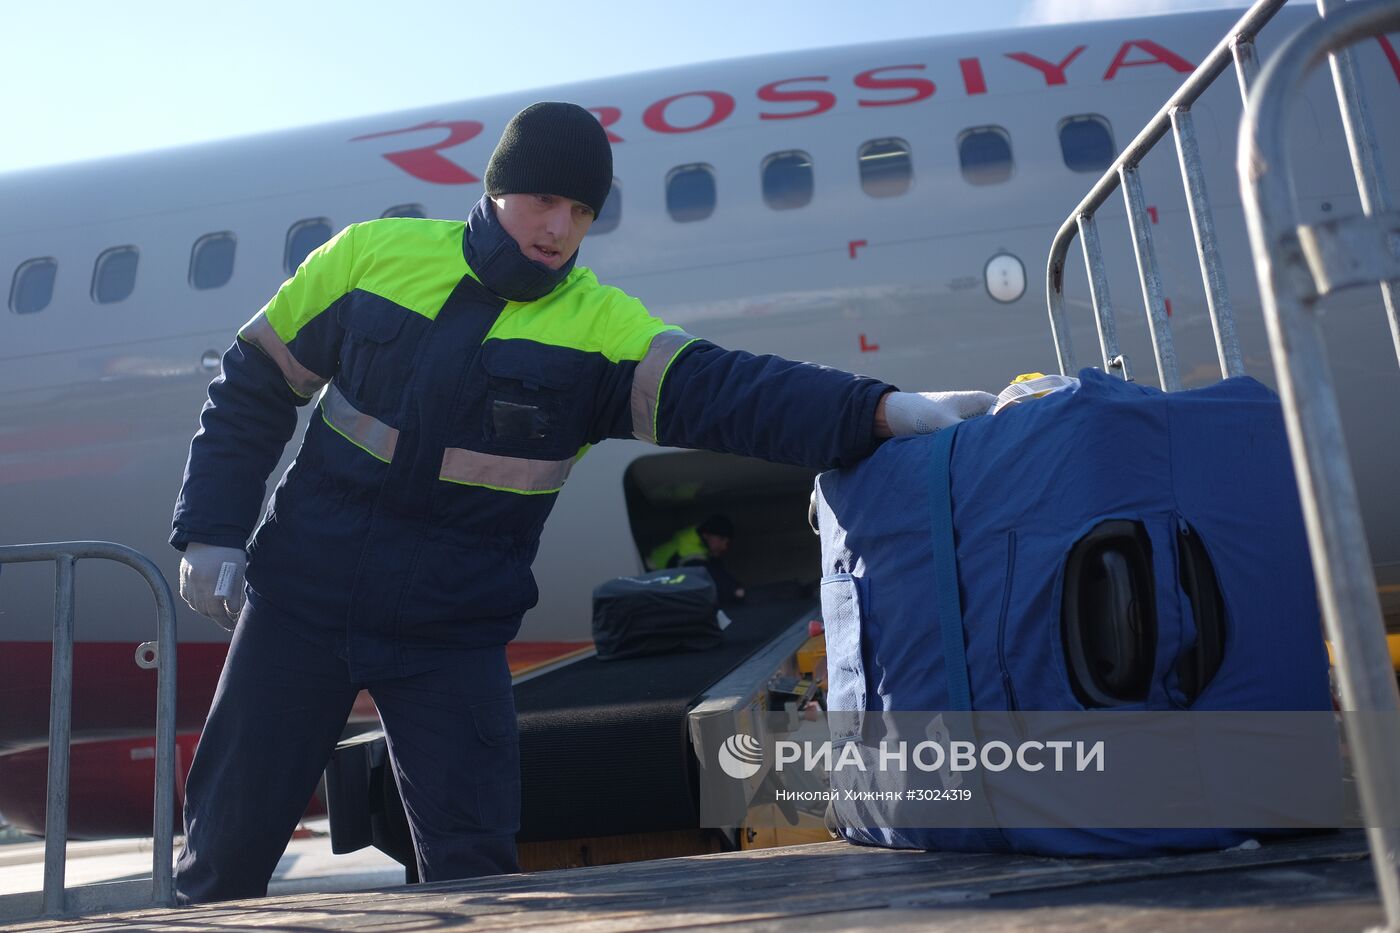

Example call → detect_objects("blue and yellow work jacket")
172 211 891 679
648 526 708 571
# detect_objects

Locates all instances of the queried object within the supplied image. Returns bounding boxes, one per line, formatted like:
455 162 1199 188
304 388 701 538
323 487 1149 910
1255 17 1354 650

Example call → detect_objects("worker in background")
170 101 996 904
649 514 746 606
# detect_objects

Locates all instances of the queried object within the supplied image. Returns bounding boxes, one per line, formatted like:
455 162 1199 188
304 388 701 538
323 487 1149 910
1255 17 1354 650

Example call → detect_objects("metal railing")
1046 0 1294 388
0 542 178 918
1238 2 1400 929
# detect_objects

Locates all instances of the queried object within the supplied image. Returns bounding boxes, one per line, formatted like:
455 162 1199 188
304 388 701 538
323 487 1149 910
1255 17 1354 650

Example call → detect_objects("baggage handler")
649 514 746 605
170 101 995 904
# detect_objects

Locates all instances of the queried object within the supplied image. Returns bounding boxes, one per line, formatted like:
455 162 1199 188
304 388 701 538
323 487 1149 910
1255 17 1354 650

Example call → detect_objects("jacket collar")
463 194 577 303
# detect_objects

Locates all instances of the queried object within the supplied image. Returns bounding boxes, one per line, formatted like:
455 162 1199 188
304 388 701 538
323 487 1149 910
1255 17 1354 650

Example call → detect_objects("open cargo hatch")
623 450 820 589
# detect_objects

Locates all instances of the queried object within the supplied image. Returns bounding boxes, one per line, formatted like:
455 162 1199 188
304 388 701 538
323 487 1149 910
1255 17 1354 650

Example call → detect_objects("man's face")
492 193 594 270
701 532 730 557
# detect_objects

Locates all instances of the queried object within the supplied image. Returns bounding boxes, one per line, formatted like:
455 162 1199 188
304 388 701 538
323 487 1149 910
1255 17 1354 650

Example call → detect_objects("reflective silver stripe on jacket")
630 330 698 444
320 383 399 462
239 312 331 399
439 448 575 493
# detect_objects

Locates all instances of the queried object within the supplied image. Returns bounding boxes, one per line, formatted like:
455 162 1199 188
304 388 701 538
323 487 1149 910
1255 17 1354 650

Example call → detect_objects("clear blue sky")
0 0 1249 174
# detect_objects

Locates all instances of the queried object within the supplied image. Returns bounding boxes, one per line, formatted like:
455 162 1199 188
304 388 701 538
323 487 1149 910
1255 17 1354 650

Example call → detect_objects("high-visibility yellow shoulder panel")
261 224 357 343
483 267 679 362
350 218 471 321
259 219 471 340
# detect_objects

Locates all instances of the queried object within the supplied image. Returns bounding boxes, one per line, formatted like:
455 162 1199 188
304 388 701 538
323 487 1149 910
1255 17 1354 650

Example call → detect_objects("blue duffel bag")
812 369 1334 857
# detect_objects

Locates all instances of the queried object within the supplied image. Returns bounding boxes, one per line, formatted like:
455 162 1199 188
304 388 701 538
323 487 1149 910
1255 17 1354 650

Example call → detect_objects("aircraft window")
1059 115 1116 173
92 247 138 304
381 204 426 219
9 258 57 314
190 232 236 290
592 179 622 235
958 127 1014 186
762 151 814 211
285 219 332 275
859 138 912 198
666 164 716 223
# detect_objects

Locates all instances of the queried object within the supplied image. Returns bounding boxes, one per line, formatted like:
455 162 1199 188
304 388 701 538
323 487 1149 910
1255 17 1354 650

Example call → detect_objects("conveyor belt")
516 587 816 841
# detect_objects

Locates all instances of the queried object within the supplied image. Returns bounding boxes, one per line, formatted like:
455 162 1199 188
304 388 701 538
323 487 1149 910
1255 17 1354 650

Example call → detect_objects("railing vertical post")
41 555 76 917
1077 213 1129 378
1047 250 1079 377
1240 3 1400 927
1316 0 1400 370
152 578 178 906
1119 164 1182 391
1233 35 1261 105
1255 273 1400 927
1171 106 1246 379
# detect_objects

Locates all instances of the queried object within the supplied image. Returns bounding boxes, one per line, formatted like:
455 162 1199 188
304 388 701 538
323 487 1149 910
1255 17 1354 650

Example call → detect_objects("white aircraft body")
2 5 1398 836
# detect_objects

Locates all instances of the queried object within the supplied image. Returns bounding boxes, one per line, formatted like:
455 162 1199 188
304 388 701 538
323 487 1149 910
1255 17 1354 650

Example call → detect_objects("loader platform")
9 829 1379 931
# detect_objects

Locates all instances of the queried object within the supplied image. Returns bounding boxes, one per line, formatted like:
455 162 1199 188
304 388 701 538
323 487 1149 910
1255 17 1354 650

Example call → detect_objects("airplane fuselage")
2 6 1398 835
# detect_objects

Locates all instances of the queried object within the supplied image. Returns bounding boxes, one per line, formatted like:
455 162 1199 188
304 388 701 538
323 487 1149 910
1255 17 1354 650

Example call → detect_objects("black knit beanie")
484 102 613 217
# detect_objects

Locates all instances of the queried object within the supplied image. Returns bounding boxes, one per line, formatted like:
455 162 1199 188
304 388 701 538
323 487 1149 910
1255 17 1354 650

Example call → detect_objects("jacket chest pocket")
479 339 586 457
336 299 413 414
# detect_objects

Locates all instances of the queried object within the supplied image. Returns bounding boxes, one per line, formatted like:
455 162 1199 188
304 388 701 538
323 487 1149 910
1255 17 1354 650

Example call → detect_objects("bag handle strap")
929 423 974 711
930 422 1010 851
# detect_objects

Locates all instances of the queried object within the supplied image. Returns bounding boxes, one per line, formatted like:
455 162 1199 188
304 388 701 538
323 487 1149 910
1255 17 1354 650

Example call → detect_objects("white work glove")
882 390 997 435
178 542 247 631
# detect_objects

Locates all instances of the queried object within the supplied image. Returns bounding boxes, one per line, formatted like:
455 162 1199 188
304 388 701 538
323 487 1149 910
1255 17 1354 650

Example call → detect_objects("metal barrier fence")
0 542 178 919
1046 0 1294 388
1239 3 1400 929
1048 0 1400 926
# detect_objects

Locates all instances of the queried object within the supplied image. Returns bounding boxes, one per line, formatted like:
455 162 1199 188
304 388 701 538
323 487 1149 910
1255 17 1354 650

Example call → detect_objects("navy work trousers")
174 596 521 904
